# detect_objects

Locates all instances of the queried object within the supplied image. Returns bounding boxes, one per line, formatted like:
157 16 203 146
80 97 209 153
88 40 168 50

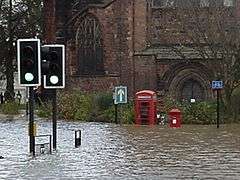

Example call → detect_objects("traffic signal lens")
51 51 58 62
50 63 59 73
50 75 59 84
23 59 34 69
25 73 34 82
23 46 34 58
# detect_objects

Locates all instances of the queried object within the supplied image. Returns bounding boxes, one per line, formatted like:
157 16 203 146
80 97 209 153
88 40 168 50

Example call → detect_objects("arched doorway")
180 79 205 101
162 62 213 101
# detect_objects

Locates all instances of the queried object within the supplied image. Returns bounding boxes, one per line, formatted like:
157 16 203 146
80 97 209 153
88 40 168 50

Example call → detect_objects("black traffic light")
41 45 65 89
17 39 41 86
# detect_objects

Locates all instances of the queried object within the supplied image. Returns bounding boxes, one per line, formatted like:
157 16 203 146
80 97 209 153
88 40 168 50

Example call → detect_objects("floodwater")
0 117 240 180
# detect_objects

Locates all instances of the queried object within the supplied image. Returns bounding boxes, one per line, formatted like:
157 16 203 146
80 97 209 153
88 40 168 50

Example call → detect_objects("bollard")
75 130 81 148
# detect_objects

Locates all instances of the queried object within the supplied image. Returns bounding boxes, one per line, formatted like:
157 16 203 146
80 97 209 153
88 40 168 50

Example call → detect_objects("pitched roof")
73 0 115 9
135 44 222 60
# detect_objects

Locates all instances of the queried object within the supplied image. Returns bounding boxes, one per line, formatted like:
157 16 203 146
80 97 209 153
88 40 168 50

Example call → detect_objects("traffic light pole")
52 89 57 150
29 87 35 156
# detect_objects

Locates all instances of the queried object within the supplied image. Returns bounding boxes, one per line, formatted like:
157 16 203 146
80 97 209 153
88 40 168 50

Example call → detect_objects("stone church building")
44 0 239 102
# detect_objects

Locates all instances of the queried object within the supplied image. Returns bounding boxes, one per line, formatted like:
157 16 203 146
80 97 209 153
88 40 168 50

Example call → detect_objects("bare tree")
0 0 42 101
151 0 240 115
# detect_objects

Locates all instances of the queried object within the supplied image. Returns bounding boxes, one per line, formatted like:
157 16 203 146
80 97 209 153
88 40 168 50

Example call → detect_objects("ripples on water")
0 118 240 179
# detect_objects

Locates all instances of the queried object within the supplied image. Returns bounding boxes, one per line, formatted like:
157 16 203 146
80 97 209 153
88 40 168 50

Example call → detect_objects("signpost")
113 86 128 124
212 80 223 128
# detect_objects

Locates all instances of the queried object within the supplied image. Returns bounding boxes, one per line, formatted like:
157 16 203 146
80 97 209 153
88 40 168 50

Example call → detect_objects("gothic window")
152 0 175 7
209 0 223 7
200 0 210 7
76 15 104 75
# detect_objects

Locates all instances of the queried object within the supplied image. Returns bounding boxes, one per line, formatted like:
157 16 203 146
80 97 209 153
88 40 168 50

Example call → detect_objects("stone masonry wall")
134 55 157 93
65 0 138 96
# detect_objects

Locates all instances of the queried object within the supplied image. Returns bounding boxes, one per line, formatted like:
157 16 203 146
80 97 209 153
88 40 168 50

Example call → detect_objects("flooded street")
0 117 240 179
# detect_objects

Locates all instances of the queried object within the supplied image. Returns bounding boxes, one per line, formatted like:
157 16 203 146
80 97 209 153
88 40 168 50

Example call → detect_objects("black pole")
52 89 57 150
115 104 118 124
26 100 29 116
49 135 52 154
29 87 35 156
26 87 29 116
217 89 220 128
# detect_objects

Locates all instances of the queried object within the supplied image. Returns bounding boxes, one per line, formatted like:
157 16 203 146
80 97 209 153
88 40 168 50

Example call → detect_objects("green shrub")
88 92 114 122
56 91 134 124
182 101 216 124
162 96 217 124
57 91 92 121
36 103 52 119
0 101 20 115
231 88 240 122
121 103 135 124
94 92 113 111
97 106 115 123
162 95 182 114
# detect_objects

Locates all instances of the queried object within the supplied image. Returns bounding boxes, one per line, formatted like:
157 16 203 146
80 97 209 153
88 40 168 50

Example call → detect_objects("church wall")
51 0 240 100
133 0 149 51
64 0 137 95
134 55 157 93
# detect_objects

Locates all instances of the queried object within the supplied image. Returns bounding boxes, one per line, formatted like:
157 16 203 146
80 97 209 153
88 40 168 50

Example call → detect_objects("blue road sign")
114 86 127 104
212 81 223 90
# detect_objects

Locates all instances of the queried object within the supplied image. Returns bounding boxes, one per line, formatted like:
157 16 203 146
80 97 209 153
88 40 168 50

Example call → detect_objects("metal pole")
26 87 29 116
217 90 220 128
49 135 52 154
52 89 57 150
29 87 35 156
26 100 29 116
115 104 118 124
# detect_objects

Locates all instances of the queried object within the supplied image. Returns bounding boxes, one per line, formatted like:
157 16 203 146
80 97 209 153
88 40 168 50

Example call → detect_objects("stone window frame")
75 14 105 76
151 0 175 8
200 0 209 7
223 0 235 7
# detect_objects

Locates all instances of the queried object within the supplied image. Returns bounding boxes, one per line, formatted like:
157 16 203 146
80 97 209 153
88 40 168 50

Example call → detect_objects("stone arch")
74 13 105 75
162 62 213 101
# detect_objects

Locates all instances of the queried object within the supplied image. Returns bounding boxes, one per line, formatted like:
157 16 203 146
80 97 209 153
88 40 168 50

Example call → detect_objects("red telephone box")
135 90 157 125
169 109 181 128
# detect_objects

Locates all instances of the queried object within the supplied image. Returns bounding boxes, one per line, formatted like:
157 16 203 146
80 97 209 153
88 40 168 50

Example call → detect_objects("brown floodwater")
0 118 240 179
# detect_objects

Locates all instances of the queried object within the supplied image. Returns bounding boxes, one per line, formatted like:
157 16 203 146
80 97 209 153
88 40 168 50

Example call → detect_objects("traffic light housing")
41 45 65 89
17 39 41 86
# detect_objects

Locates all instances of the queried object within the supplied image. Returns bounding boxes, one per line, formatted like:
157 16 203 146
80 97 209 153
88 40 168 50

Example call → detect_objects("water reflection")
0 119 240 179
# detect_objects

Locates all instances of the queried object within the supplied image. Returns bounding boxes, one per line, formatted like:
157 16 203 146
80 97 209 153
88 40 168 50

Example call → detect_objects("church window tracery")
76 15 104 75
